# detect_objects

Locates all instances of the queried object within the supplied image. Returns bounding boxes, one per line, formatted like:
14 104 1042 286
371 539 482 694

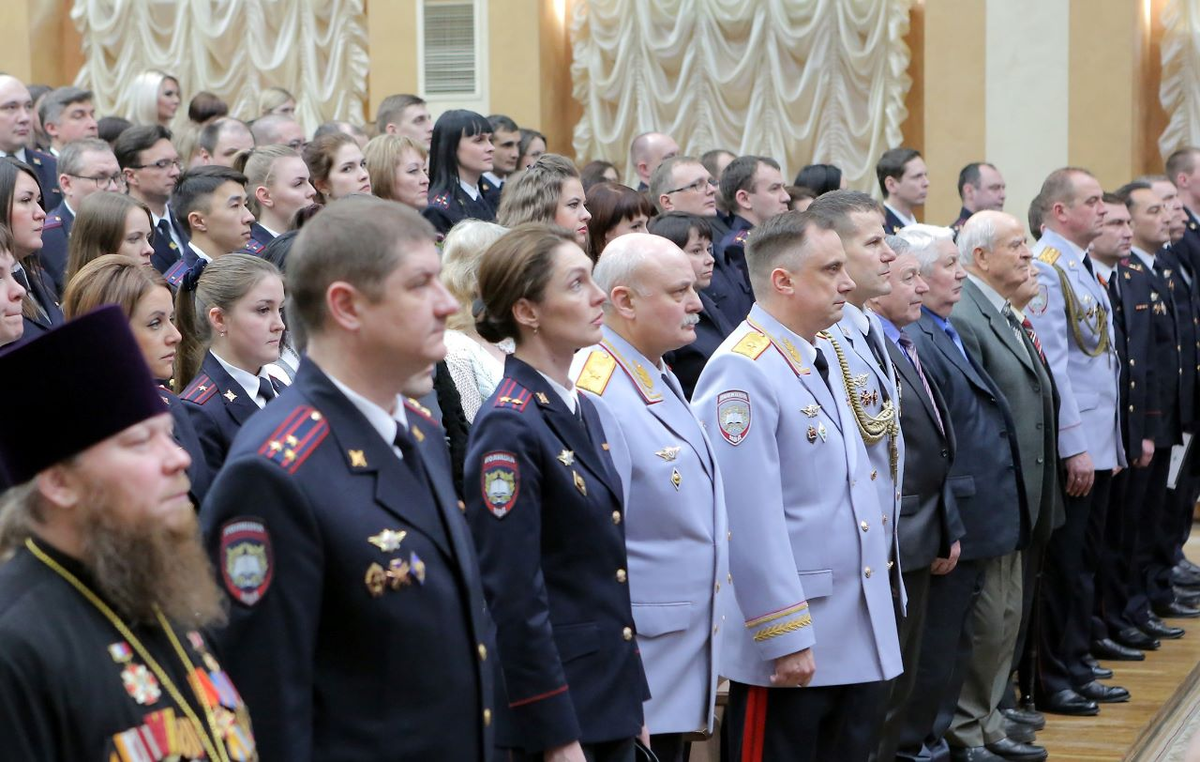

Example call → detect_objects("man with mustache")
571 234 729 762
0 306 256 760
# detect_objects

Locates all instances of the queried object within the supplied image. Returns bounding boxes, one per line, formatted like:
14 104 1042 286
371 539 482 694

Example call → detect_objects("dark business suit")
663 290 735 399
200 358 495 761
950 279 1059 746
895 309 1024 759
875 332 962 762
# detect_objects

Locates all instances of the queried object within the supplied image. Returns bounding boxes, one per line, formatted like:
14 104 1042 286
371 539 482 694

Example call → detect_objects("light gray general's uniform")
571 327 730 736
692 304 902 688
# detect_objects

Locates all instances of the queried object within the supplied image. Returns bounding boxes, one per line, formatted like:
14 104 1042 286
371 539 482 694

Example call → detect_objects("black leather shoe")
1154 601 1200 619
1040 688 1099 716
1170 566 1200 587
1175 588 1200 607
1116 626 1160 650
948 745 1006 762
1092 637 1146 660
1091 663 1114 679
1005 719 1036 743
1003 706 1046 730
1142 616 1185 639
1180 558 1200 574
1076 680 1131 703
984 736 1048 761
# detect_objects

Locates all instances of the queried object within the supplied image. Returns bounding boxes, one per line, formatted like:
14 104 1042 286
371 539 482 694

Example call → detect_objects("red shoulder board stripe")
256 406 329 474
165 260 189 287
733 229 749 244
242 239 264 255
491 379 531 411
43 217 63 230
182 375 218 404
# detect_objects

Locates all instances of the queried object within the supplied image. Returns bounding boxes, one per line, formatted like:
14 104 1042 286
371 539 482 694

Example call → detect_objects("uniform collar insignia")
223 389 238 402
348 449 368 467
747 316 812 377
599 336 663 403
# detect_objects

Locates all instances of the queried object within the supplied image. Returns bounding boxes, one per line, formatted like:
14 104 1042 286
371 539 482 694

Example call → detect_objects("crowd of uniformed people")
0 69 1199 762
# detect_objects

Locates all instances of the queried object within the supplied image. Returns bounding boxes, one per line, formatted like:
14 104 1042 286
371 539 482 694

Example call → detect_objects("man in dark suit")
116 124 187 274
896 224 1029 762
951 211 1071 756
200 196 495 761
869 236 963 762
950 163 1007 237
0 75 60 209
39 137 122 293
877 148 928 234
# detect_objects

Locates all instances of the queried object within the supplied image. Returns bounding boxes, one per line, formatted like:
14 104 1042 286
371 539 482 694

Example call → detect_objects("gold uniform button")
864 567 873 578
715 581 721 592
887 561 895 570
483 708 492 726
1130 358 1136 367
860 520 869 532
612 511 622 525
1131 381 1136 389
478 643 487 661
727 530 732 541
713 624 720 634
622 627 633 641
727 573 733 583
1129 405 1135 412
881 514 889 525
870 469 878 480
616 568 627 583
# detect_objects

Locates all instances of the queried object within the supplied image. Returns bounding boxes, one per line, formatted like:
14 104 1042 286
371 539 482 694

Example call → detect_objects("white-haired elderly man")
895 224 1032 762
570 233 729 762
946 212 1067 759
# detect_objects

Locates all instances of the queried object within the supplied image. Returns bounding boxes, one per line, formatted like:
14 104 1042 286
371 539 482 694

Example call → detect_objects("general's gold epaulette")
1038 247 1061 266
731 332 770 360
256 406 329 474
575 350 616 395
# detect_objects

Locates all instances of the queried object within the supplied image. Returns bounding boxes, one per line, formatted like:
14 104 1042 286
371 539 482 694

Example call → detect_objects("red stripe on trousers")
742 685 768 762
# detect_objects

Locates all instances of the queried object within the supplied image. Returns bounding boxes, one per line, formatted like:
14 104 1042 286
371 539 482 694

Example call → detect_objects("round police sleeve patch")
220 518 274 606
1028 284 1049 315
481 451 520 518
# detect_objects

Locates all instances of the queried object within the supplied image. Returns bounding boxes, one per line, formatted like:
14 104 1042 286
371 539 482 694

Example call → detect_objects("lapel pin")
349 449 368 468
573 470 587 496
557 450 575 467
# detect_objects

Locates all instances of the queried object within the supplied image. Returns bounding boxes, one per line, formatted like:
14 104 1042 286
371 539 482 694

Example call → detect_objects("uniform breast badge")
556 449 575 467
121 662 162 705
671 468 682 491
807 426 818 443
535 391 551 405
481 451 520 518
654 446 680 461
573 470 588 496
364 552 426 597
800 404 821 418
818 422 827 442
367 529 407 553
716 390 752 446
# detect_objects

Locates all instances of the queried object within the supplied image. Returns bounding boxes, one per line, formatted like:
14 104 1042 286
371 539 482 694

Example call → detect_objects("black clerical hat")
0 305 165 484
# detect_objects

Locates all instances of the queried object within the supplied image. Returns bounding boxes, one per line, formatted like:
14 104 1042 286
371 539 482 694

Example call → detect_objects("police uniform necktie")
256 376 277 407
813 346 833 394
156 218 174 249
865 322 889 370
393 425 431 489
897 330 944 435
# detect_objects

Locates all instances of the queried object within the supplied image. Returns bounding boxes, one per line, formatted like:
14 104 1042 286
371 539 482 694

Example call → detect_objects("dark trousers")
895 559 987 760
649 733 689 762
722 679 888 762
1035 469 1113 696
1009 537 1049 708
1107 452 1169 626
504 738 635 762
875 568 932 762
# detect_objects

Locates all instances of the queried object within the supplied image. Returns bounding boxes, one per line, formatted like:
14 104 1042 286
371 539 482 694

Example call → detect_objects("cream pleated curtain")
1160 0 1200 160
570 0 914 190
70 0 369 134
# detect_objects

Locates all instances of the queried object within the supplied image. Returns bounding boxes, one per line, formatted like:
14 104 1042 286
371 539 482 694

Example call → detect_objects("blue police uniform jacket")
465 355 648 752
422 182 497 236
158 384 214 507
1122 254 1182 448
18 261 64 339
240 222 274 256
692 304 902 687
38 201 72 296
1026 229 1126 469
705 216 755 327
571 327 730 735
200 357 496 761
27 149 61 210
181 351 266 473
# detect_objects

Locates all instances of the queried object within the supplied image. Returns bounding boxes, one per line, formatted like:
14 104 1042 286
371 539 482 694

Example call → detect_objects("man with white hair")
895 224 1028 762
947 211 1065 759
629 131 679 190
571 233 728 762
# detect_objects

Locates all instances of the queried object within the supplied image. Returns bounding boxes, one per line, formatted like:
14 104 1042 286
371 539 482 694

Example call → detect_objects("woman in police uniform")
466 224 648 762
422 109 497 236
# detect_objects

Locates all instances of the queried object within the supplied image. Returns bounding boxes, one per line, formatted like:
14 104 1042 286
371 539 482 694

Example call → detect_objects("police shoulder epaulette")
181 374 218 404
731 331 770 360
242 239 264 255
431 193 451 210
164 260 188 287
491 378 532 411
403 397 437 425
257 406 329 474
43 216 62 231
575 349 617 395
1037 247 1061 266
733 228 750 245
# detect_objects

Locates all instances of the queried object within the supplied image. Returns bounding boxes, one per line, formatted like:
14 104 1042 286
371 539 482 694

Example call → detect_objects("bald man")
630 132 679 191
0 74 60 207
571 234 728 762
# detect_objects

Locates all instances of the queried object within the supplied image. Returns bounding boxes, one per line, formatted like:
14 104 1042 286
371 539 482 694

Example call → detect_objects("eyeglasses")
130 158 182 171
665 177 716 195
66 173 126 190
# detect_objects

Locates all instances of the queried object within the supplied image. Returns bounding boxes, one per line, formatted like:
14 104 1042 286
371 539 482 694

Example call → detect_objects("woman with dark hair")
517 128 547 170
187 91 229 125
422 109 496 235
0 226 26 349
466 223 648 762
647 211 733 399
580 160 620 192
583 182 654 261
303 131 371 204
175 253 287 471
0 158 59 338
794 163 846 196
497 154 591 248
61 254 214 505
